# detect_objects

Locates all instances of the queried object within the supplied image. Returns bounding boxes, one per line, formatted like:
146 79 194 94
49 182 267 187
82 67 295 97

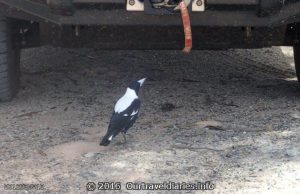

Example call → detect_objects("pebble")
79 171 97 179
286 148 298 157
83 152 96 158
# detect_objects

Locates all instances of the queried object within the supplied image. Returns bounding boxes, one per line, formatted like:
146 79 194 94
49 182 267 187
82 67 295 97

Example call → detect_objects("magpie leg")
121 132 127 144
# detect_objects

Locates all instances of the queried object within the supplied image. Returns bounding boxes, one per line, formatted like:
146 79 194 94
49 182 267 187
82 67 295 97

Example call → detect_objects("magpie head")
128 78 146 94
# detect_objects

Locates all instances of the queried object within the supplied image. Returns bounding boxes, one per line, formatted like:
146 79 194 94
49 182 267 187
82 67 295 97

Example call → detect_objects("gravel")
0 46 299 194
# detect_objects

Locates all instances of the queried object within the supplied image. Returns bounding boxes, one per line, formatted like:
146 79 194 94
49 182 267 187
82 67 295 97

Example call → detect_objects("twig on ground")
172 145 224 152
12 111 43 118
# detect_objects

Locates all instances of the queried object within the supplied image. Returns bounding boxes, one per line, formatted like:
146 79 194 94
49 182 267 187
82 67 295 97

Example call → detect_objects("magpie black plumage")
100 78 146 146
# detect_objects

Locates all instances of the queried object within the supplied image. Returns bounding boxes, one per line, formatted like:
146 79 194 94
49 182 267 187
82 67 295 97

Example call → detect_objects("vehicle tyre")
0 15 20 102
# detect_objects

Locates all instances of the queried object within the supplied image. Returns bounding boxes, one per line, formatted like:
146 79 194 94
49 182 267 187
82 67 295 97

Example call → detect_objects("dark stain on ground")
160 103 176 112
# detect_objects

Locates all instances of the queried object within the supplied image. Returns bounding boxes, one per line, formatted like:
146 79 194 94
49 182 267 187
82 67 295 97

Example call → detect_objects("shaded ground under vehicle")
0 0 300 102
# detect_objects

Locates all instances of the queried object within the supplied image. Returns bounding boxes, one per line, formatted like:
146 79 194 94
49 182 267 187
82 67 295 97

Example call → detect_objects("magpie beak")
137 78 146 86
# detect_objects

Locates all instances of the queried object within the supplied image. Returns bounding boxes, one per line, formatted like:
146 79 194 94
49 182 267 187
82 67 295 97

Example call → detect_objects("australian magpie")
100 78 146 146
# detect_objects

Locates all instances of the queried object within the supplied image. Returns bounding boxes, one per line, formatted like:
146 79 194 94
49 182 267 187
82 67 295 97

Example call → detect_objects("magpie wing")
123 99 141 133
106 99 141 136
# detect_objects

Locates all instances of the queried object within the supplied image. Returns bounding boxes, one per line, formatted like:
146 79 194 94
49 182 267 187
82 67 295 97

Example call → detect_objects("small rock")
290 111 300 119
225 153 232 158
79 171 97 179
83 152 96 158
286 148 298 157
166 161 174 166
265 124 273 131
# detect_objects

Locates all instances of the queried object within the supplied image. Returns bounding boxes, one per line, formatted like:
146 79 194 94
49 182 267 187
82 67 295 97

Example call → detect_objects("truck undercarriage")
0 0 299 49
0 0 299 101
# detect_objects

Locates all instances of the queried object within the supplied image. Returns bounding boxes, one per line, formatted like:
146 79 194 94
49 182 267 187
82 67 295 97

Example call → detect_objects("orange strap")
180 1 192 53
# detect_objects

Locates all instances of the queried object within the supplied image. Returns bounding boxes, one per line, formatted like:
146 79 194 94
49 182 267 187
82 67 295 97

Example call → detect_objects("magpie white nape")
100 78 146 146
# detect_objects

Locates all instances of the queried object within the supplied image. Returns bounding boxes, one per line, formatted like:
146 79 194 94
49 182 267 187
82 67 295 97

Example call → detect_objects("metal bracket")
126 0 144 11
192 0 205 12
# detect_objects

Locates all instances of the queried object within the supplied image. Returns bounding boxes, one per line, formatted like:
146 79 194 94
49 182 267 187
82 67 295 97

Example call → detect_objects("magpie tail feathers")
100 134 111 146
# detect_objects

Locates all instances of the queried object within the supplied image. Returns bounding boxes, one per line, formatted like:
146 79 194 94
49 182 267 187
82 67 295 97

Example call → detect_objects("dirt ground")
0 46 299 194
